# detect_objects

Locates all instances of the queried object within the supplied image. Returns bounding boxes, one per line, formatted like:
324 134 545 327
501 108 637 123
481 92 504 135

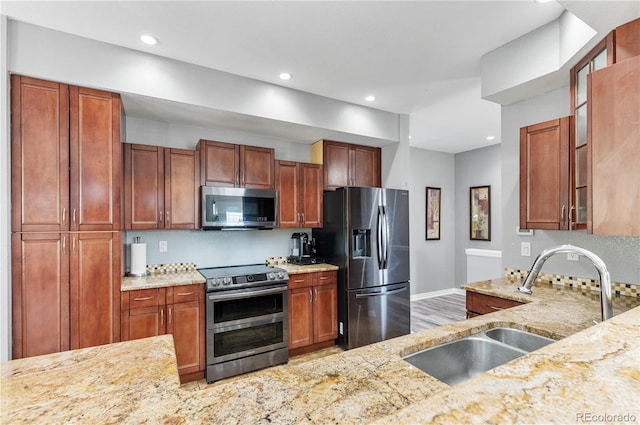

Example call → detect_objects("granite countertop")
121 263 338 291
3 277 639 424
121 270 206 291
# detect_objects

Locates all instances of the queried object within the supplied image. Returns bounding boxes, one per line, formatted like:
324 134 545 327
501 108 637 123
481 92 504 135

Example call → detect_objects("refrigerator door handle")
376 206 384 269
381 206 390 269
355 286 407 298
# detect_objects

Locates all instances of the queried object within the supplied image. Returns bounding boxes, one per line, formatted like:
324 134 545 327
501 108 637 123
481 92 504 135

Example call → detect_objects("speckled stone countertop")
121 270 205 291
276 262 339 275
3 277 639 424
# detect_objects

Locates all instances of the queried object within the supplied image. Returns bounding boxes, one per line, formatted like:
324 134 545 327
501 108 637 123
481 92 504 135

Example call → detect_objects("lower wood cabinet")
121 284 205 382
288 270 338 356
466 291 523 318
11 231 121 359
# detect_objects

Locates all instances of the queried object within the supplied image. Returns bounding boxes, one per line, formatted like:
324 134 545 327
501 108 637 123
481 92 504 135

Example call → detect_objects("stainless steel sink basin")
485 327 555 352
403 327 556 386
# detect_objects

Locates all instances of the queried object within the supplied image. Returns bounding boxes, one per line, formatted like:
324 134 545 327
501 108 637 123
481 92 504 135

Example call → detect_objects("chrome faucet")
517 244 613 322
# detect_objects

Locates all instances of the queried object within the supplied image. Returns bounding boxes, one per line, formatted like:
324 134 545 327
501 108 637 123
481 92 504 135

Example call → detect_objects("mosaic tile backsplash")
505 268 639 298
147 263 198 274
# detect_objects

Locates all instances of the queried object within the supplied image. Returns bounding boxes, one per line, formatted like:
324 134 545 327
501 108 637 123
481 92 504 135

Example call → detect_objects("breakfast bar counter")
2 277 639 424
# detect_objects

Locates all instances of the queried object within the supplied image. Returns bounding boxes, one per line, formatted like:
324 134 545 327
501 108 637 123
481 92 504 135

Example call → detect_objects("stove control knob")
277 272 286 280
211 278 221 287
222 277 232 285
268 272 276 280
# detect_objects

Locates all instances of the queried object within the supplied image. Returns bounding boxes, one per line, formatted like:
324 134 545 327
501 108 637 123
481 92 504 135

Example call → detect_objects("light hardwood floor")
411 293 466 333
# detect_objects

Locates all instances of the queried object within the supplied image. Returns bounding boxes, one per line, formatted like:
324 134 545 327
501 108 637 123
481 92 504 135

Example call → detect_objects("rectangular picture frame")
426 187 441 240
470 185 491 241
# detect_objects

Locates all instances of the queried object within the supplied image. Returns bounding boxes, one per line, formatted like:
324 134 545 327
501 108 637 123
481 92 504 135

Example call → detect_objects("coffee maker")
288 232 323 265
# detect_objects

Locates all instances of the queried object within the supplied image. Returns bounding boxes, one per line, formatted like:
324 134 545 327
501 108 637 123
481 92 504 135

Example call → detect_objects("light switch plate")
521 242 531 257
159 241 168 252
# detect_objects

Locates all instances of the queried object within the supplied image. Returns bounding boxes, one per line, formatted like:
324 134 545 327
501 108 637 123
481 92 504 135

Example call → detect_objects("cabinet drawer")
288 273 314 290
167 285 203 304
315 270 337 287
123 288 165 309
466 291 523 315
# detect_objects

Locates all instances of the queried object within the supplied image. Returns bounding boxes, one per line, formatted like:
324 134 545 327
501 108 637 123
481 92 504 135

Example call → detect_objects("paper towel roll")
130 243 147 276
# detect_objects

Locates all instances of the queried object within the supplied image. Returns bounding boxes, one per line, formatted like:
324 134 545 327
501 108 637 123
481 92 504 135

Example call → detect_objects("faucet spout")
516 244 613 322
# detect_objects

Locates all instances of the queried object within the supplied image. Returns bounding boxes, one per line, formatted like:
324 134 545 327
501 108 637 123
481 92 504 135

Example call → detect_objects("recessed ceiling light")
486 136 495 141
279 73 292 80
365 95 376 102
140 35 158 45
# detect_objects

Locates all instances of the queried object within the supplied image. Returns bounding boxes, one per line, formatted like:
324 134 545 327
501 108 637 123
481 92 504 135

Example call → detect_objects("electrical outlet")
521 242 531 257
567 252 579 262
159 241 168 252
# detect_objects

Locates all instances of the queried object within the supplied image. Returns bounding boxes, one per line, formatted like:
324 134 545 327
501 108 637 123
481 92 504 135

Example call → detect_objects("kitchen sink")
403 327 556 386
485 327 555 352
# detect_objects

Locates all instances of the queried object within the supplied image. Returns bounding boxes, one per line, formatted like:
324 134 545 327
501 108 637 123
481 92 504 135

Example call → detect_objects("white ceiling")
1 1 636 153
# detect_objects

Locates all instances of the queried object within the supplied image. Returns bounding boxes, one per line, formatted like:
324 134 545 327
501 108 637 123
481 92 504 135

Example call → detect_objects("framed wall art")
426 187 441 240
470 185 491 241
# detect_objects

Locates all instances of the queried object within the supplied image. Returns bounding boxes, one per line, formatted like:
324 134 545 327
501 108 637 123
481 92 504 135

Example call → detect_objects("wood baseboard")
179 370 204 384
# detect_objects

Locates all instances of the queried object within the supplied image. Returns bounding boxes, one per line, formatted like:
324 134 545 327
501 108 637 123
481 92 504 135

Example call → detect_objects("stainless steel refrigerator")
313 187 410 349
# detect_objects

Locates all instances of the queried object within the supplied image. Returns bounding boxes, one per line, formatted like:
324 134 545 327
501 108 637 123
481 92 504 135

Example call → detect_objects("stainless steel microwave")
201 186 277 230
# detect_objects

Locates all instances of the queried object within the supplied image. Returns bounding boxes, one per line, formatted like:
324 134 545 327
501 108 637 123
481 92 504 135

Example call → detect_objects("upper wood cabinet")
123 143 200 230
520 117 572 230
11 76 122 232
588 55 640 236
614 17 640 63
311 140 381 191
197 139 275 189
275 160 323 228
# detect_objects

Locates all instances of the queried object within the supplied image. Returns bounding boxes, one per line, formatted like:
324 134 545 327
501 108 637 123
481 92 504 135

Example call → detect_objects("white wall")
408 147 456 295
454 144 502 286
1 14 11 362
501 87 640 284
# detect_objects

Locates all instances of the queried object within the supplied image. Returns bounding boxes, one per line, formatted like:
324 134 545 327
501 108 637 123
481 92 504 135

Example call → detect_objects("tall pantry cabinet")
10 75 122 359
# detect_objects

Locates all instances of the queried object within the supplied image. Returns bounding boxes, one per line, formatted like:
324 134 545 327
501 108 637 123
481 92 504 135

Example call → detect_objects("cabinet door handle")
159 211 163 224
301 212 305 224
72 236 76 257
72 208 77 225
133 296 153 301
561 205 566 222
160 307 164 327
294 279 306 283
314 288 318 302
176 292 194 297
487 305 505 311
168 306 172 327
62 207 66 227
309 288 313 303
166 211 170 226
62 236 67 255
319 276 329 280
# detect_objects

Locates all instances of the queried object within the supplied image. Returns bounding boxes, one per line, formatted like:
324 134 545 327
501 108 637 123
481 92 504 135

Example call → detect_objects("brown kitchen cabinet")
197 139 275 189
519 117 572 230
11 75 121 232
275 160 323 228
11 231 121 358
288 270 338 356
588 55 640 236
10 75 122 359
123 143 200 230
466 291 523 318
121 284 205 382
311 140 381 191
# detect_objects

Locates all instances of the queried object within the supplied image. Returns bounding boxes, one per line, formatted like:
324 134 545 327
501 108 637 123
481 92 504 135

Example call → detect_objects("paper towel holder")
127 236 150 277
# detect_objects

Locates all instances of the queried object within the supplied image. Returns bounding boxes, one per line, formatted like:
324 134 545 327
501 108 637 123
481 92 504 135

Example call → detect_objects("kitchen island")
2 277 639 424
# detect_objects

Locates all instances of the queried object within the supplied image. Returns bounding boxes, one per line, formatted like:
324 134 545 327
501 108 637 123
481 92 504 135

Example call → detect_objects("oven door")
206 285 288 364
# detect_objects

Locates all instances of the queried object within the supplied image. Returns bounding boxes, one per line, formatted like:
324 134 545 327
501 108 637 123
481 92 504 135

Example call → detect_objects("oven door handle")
208 285 287 301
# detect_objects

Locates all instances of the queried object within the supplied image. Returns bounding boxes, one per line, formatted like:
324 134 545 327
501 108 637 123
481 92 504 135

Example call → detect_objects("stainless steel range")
199 264 289 383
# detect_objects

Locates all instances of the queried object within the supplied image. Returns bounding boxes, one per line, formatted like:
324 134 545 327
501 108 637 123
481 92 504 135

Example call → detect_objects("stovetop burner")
198 263 289 292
